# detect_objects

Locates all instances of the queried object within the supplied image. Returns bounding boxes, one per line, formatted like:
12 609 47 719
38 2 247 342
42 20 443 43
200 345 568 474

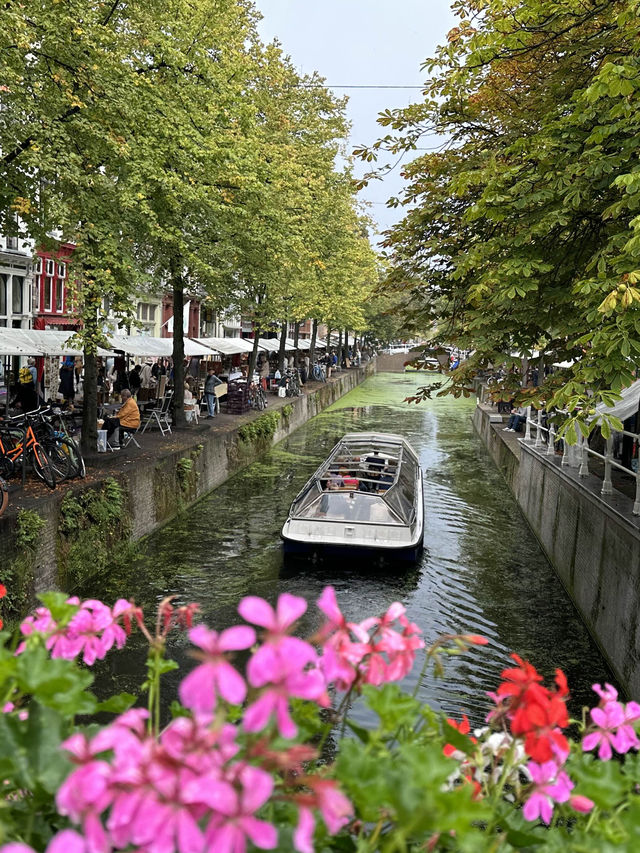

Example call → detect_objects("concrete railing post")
634 468 640 516
601 436 614 496
561 428 569 467
524 406 532 442
578 432 590 477
547 423 556 456
534 408 543 448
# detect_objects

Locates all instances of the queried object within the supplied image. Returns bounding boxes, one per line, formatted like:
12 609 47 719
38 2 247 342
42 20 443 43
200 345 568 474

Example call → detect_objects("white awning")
595 380 640 424
258 338 281 352
109 335 217 358
196 337 257 355
0 328 112 357
297 339 311 350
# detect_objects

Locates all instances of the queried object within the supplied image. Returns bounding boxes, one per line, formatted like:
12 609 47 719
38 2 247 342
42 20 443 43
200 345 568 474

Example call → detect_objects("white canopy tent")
0 328 113 357
296 339 311 350
109 335 216 358
196 337 257 355
258 338 281 353
595 380 640 424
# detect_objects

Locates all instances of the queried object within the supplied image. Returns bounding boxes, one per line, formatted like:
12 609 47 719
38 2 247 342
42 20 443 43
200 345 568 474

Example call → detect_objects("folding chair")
121 425 142 448
141 390 173 436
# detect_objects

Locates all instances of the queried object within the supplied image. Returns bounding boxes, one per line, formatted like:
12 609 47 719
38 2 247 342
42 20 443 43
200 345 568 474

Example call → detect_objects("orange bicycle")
0 412 56 489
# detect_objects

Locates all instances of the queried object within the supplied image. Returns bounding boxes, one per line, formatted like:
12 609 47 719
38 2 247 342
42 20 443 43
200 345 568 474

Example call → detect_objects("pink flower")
245 644 328 738
583 701 639 760
204 764 277 853
18 599 129 665
179 624 255 716
239 592 307 636
293 777 353 852
0 836 85 853
569 794 595 813
523 760 573 824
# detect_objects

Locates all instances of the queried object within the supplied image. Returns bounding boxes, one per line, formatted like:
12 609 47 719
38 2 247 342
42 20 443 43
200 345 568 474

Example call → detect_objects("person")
103 389 140 449
59 357 75 402
303 354 310 383
17 363 38 411
504 406 527 432
365 450 385 472
339 467 359 490
139 361 153 402
128 364 142 397
204 367 222 418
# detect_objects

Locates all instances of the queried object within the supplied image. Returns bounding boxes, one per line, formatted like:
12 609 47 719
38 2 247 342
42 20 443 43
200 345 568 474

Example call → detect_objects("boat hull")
281 535 423 564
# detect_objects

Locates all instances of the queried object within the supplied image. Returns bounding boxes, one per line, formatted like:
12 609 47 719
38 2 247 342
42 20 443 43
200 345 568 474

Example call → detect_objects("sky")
255 0 457 238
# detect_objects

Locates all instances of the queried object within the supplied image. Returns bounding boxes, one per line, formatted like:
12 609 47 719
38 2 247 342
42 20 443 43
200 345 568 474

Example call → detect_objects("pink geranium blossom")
293 777 353 853
179 624 255 716
0 831 86 853
203 764 277 853
523 760 573 824
583 702 639 760
245 644 328 738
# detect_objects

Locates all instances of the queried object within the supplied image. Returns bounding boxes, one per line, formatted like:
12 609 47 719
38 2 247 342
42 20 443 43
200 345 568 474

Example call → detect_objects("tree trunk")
248 329 261 380
278 320 288 374
343 328 349 366
293 320 300 367
337 329 343 367
309 318 318 364
81 346 98 454
170 256 186 428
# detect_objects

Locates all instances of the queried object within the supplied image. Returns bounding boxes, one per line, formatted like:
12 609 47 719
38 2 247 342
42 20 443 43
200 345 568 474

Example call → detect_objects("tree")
366 0 640 434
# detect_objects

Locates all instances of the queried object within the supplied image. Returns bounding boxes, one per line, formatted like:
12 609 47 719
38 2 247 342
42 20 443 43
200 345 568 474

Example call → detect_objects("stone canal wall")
473 403 640 697
1 362 375 609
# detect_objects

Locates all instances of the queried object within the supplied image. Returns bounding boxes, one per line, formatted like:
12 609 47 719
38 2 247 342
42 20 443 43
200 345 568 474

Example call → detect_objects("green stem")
317 686 355 753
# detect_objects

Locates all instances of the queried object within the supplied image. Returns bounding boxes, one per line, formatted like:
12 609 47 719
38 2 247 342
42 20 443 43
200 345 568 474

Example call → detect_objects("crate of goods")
224 380 250 414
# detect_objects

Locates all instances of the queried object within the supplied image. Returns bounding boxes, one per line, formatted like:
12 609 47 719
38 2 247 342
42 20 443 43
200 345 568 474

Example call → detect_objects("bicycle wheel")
43 442 71 482
0 454 15 479
0 478 8 517
59 437 86 478
29 444 56 489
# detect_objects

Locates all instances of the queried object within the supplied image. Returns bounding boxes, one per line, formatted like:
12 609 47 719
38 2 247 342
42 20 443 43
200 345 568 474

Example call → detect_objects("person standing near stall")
204 367 222 419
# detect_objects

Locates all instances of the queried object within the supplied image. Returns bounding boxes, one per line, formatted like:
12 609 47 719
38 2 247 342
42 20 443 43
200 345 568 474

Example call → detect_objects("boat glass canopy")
289 435 418 526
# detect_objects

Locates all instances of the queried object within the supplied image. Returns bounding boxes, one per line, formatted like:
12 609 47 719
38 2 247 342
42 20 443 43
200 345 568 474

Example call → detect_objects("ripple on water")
87 373 614 728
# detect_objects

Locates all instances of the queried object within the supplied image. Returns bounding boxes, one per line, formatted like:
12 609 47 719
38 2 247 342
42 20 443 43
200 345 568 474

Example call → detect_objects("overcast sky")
255 0 457 238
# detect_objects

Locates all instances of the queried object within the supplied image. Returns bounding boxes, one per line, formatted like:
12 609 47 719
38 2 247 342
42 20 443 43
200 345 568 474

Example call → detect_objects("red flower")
443 714 476 757
491 655 570 763
0 584 6 599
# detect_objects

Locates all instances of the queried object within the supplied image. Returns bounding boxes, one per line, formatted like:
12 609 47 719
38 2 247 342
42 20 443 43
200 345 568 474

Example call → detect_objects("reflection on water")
89 373 614 726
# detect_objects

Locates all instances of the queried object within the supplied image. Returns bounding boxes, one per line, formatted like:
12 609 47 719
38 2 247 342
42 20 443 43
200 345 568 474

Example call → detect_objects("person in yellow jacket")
104 389 140 449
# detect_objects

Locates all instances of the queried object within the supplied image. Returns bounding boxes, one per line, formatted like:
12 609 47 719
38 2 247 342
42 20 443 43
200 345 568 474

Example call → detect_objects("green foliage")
57 478 133 592
1 510 46 628
371 0 640 420
281 404 294 420
237 411 282 444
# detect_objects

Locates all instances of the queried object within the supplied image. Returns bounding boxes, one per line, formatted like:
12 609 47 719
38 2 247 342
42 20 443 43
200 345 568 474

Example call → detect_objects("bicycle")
312 363 326 382
37 407 86 479
0 411 56 489
248 381 268 411
284 368 302 397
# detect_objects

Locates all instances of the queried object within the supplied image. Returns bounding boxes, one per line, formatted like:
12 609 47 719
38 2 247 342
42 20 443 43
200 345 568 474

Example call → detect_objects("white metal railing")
523 406 640 515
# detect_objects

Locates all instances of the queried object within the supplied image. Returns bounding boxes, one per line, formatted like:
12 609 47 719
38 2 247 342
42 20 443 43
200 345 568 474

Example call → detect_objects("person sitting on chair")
103 389 140 449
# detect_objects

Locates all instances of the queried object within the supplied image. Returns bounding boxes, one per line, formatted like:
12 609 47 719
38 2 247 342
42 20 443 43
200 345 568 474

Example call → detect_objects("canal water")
92 373 613 726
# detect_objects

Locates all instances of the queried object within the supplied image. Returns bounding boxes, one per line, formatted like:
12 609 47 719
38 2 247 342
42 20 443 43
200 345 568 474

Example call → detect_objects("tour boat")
281 432 424 562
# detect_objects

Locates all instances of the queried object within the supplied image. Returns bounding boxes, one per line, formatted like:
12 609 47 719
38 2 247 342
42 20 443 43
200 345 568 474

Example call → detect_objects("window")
12 276 23 314
45 258 55 276
35 257 43 276
57 262 66 278
0 274 6 315
56 278 64 312
148 304 156 322
6 236 18 250
138 303 148 321
44 276 53 312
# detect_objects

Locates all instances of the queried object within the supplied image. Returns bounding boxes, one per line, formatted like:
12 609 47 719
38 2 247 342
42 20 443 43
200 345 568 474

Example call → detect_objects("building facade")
32 244 78 331
0 232 33 329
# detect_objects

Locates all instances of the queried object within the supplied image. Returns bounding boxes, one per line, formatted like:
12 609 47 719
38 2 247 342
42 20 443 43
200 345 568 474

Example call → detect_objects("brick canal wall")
473 403 640 697
1 362 376 602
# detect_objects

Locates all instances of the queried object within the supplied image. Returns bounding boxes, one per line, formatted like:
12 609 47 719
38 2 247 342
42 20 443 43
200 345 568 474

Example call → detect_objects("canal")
92 372 613 726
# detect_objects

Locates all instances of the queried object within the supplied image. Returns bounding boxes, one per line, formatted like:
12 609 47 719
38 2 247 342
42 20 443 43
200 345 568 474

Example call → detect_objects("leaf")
96 692 137 714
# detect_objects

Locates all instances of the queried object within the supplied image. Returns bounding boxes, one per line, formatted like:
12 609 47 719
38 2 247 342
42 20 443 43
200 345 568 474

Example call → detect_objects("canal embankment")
473 401 640 697
1 362 375 609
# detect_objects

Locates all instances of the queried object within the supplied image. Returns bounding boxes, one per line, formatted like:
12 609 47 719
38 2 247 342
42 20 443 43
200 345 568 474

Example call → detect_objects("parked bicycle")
0 411 56 489
283 368 302 397
248 381 268 411
33 407 86 480
312 362 326 382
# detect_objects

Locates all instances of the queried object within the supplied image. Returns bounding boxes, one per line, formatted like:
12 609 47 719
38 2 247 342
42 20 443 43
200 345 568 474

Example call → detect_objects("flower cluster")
317 586 424 691
18 598 131 665
582 682 640 761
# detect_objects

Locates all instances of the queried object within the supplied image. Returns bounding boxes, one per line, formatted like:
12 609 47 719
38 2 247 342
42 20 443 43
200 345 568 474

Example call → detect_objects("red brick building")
32 244 79 331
